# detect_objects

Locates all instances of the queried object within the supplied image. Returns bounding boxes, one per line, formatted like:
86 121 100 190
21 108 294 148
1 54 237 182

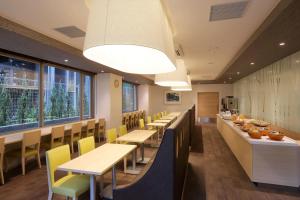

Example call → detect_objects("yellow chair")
86 119 95 137
119 125 128 137
147 116 152 124
96 118 105 143
106 128 117 143
65 122 82 154
78 136 95 156
152 114 157 121
157 113 161 120
0 137 4 184
46 145 89 200
139 119 145 129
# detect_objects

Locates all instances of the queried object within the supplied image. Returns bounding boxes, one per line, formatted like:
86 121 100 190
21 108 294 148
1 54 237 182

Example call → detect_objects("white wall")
138 84 233 117
95 73 122 129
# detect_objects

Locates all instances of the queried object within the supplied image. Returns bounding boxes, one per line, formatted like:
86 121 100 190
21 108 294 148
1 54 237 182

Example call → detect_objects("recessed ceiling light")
21 63 25 66
279 42 286 46
64 59 69 62
250 62 255 65
101 70 105 73
229 77 232 80
296 60 300 64
237 72 240 75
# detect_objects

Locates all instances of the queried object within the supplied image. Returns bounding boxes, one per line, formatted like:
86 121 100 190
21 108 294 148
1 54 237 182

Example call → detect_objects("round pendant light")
171 75 192 91
83 0 176 74
155 59 188 86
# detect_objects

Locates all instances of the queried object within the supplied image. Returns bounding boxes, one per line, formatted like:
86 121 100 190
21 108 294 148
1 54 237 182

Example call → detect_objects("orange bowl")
268 132 284 141
248 130 262 139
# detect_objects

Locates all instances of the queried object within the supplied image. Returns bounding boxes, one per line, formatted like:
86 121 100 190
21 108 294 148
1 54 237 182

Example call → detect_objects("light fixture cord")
104 0 111 44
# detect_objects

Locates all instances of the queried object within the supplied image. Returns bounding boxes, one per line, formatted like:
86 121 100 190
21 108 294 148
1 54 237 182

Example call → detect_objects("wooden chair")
46 145 89 200
0 137 4 184
134 112 139 127
9 130 41 175
86 119 96 138
51 126 64 149
65 122 82 154
96 118 106 143
125 114 130 130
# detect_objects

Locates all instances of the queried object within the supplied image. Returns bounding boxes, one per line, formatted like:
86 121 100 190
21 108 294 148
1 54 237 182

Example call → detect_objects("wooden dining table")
58 143 137 200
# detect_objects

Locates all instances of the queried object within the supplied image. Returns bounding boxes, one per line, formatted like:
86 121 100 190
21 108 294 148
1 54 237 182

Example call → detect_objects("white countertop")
2 119 99 145
217 114 298 146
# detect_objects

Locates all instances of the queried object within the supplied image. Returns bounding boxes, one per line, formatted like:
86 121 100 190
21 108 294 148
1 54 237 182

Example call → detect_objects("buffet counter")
217 114 300 187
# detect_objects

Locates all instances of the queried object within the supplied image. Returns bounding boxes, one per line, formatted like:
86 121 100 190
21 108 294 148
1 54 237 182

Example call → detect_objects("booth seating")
113 106 195 200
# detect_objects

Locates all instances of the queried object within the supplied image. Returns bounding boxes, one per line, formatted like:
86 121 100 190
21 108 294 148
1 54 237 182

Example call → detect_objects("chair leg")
123 157 127 173
37 152 41 168
47 191 53 200
98 133 101 144
0 168 4 184
71 142 74 154
21 157 26 175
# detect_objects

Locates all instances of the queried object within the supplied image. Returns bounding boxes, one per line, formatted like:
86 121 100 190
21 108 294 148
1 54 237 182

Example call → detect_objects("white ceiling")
0 0 280 81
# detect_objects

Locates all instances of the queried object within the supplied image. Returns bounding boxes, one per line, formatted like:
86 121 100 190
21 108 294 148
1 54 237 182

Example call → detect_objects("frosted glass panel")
234 50 300 133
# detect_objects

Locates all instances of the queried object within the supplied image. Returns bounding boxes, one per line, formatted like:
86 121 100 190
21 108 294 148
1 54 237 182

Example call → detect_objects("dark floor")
1 124 300 200
183 123 300 200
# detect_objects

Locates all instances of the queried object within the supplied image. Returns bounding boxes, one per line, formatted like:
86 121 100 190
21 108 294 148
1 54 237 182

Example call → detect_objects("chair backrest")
119 125 127 136
106 128 117 143
87 119 95 130
22 130 41 155
147 116 152 124
153 114 157 121
71 122 82 138
0 137 4 169
139 119 145 129
157 113 161 120
98 119 105 131
46 145 71 188
51 126 64 145
161 112 164 117
78 136 95 155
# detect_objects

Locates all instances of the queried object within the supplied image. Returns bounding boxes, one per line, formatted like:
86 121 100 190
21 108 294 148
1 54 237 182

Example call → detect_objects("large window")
44 65 80 125
0 55 40 133
0 53 94 135
122 82 137 112
83 75 92 119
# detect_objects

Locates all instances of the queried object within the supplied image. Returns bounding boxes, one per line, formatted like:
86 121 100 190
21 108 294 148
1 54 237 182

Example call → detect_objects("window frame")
122 81 138 113
0 51 95 135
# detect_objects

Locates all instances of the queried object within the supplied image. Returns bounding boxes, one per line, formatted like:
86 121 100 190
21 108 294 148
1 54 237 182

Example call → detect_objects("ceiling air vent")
209 1 249 21
54 26 85 38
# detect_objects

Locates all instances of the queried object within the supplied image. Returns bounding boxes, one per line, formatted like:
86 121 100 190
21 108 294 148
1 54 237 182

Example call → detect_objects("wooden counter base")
217 115 300 187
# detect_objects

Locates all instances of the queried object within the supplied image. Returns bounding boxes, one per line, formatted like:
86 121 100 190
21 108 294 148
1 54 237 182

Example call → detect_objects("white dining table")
116 129 157 168
58 143 137 200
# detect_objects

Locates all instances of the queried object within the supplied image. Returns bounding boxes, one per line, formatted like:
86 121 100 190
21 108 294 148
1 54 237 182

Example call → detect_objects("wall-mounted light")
279 42 286 46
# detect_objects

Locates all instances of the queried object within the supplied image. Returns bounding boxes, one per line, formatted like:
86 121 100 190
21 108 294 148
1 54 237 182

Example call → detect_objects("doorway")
197 92 219 123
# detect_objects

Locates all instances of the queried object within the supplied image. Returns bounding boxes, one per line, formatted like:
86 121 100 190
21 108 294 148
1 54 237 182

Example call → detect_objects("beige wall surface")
95 73 122 129
234 50 300 133
138 84 233 118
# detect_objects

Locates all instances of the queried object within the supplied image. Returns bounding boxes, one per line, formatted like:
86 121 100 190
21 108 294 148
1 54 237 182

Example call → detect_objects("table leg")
132 150 136 170
112 165 117 189
141 143 145 162
90 175 96 200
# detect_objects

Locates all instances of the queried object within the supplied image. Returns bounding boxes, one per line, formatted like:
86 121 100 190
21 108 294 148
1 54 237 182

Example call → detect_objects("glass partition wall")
0 53 93 135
